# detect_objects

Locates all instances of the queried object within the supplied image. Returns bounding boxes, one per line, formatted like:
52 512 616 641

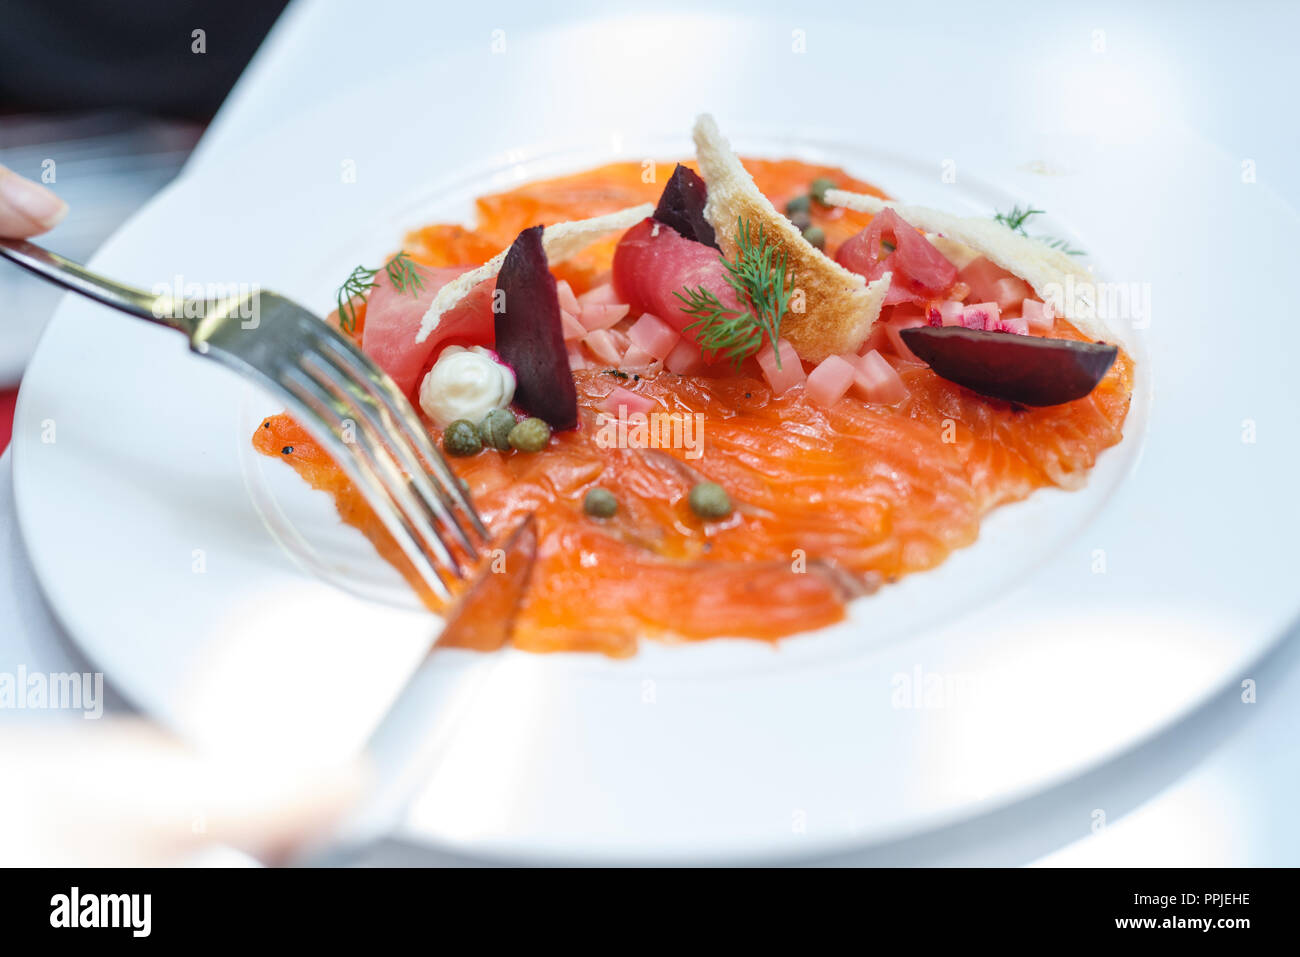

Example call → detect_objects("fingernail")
0 168 69 228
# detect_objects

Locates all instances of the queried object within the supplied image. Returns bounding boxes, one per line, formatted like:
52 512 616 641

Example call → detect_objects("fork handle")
0 237 185 332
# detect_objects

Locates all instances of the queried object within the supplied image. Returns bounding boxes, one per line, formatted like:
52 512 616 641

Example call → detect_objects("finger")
0 164 69 237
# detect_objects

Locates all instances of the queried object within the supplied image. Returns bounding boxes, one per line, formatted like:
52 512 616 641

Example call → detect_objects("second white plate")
13 13 1300 862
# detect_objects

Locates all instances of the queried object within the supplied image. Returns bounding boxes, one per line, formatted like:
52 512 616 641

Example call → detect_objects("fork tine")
283 365 464 578
296 353 475 575
280 369 458 602
302 342 482 558
313 333 491 545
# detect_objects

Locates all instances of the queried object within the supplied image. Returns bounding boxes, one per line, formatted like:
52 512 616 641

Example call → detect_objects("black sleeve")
0 0 291 120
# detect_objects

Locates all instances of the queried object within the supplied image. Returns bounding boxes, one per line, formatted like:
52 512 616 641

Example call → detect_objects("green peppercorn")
442 419 482 457
478 408 516 451
583 487 618 519
802 225 826 250
788 209 812 231
508 417 552 452
785 194 812 215
688 481 732 520
810 176 837 204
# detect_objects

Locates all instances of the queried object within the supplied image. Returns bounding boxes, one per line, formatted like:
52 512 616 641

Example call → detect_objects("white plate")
12 14 1300 862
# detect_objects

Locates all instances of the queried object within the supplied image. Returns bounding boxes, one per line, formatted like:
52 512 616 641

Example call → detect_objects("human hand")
0 164 68 238
0 719 368 866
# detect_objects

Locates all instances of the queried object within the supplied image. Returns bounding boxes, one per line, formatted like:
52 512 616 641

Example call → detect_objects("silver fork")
0 238 490 601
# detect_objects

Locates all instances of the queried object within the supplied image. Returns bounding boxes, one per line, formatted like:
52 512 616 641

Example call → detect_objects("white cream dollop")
418 346 515 428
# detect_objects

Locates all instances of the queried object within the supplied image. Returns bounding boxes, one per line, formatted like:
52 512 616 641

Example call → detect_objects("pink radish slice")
962 302 1000 331
665 337 707 375
577 282 622 307
579 302 630 332
806 355 857 408
1021 299 1055 332
627 312 681 360
556 279 581 316
621 342 656 368
561 309 587 340
756 339 806 395
361 264 492 398
612 218 744 344
990 277 1032 313
1000 317 1029 336
851 350 909 405
568 348 588 370
601 385 657 416
583 329 623 365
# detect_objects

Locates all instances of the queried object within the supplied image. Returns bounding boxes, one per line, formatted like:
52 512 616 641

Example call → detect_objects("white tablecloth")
5 0 1297 865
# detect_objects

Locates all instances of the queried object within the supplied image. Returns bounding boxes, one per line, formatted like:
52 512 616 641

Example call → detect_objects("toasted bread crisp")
692 115 888 362
416 203 653 344
824 189 1122 347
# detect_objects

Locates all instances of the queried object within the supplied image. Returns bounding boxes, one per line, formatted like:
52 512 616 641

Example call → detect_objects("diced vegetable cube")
990 277 1032 313
665 337 707 375
627 312 681 360
1021 298 1055 332
561 309 587 340
756 339 806 395
555 279 581 316
850 349 909 405
577 282 622 307
583 329 623 365
962 301 1001 331
601 385 656 416
806 355 857 408
578 302 630 332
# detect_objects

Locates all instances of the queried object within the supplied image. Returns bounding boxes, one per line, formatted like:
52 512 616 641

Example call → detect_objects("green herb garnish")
602 369 630 379
674 218 794 368
993 205 1085 256
335 251 425 333
384 250 425 296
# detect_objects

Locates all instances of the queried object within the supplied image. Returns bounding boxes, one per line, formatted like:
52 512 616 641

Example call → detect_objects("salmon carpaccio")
254 159 1133 657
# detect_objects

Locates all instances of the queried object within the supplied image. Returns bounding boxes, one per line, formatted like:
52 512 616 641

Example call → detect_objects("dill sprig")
336 263 378 333
384 250 425 296
993 205 1085 256
335 251 425 333
673 218 794 368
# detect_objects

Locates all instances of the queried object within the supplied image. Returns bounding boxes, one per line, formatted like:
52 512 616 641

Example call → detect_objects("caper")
788 209 812 231
478 407 516 451
802 225 826 250
508 416 552 452
785 194 812 215
442 419 482 457
688 481 732 520
810 176 837 204
583 487 618 519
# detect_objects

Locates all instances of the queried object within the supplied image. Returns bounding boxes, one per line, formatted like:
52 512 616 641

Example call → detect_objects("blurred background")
0 0 289 447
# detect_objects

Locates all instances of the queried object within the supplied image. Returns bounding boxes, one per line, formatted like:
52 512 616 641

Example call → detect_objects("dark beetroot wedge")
899 327 1118 407
494 225 579 430
653 164 718 249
